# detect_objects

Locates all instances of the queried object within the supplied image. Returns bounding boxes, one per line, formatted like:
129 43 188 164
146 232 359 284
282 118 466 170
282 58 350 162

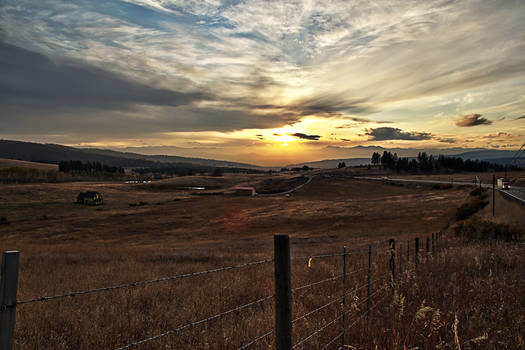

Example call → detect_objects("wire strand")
236 329 273 349
116 294 274 349
291 282 388 350
292 313 344 349
320 330 344 350
17 258 273 305
292 278 382 324
292 274 345 293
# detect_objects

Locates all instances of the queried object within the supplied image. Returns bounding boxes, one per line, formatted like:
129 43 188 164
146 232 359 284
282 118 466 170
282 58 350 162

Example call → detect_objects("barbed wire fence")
0 232 444 350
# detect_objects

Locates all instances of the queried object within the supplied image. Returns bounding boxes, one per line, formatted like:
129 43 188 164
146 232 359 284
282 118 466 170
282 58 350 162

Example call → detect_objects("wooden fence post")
366 245 372 325
426 237 430 253
274 235 292 350
341 246 347 348
389 239 396 291
398 242 402 275
415 238 420 270
0 251 19 350
432 233 435 253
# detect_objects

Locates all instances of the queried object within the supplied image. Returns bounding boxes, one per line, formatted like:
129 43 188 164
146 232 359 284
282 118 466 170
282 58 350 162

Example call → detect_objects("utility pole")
492 174 495 217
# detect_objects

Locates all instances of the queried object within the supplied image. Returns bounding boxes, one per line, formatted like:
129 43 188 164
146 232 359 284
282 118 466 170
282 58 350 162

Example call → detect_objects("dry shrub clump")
455 216 521 242
455 195 489 221
370 239 525 350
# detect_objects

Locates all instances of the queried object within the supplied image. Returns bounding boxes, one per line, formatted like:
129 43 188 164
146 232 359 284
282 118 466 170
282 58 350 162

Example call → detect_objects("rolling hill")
0 140 266 170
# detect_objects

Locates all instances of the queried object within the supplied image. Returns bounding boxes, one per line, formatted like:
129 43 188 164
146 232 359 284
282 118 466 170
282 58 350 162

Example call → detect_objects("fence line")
0 231 445 350
292 283 388 349
293 241 391 261
292 277 382 325
116 294 274 350
292 311 345 349
16 258 274 306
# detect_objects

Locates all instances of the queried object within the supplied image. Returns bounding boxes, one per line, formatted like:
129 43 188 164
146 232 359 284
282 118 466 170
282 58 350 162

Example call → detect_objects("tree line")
59 160 124 174
371 151 517 173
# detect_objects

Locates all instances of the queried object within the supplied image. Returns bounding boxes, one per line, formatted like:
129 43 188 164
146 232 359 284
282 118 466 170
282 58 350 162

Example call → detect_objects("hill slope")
0 140 265 169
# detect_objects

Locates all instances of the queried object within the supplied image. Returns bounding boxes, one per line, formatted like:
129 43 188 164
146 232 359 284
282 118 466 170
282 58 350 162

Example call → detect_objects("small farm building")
235 186 256 196
77 191 104 205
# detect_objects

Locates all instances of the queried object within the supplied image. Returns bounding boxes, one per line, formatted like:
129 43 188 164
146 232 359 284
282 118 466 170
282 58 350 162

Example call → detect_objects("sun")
271 126 297 145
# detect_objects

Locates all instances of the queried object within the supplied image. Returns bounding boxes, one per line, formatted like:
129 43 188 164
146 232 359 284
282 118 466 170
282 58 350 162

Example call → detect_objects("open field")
0 171 524 349
0 158 59 171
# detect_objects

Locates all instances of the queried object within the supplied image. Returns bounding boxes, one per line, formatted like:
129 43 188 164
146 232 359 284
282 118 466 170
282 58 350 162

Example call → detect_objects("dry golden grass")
0 158 58 171
0 173 523 349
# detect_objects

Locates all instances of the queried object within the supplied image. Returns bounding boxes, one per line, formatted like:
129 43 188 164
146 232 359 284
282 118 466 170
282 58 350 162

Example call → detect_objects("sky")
1 0 524 166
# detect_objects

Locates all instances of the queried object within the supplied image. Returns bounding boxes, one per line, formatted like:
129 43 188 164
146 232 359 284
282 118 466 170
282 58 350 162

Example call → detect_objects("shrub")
432 183 453 190
456 198 488 220
212 168 223 176
455 216 520 241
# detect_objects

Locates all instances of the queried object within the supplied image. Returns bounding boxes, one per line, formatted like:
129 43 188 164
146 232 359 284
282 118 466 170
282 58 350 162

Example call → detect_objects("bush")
456 198 488 220
432 183 453 190
469 188 488 197
212 168 223 176
455 217 520 241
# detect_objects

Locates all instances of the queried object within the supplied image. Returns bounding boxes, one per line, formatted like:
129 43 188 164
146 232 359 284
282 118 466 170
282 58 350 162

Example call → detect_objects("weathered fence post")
274 235 292 350
398 242 402 275
341 246 347 348
426 237 430 253
366 245 372 325
389 239 396 292
407 240 410 262
415 238 420 270
0 251 19 350
432 233 435 253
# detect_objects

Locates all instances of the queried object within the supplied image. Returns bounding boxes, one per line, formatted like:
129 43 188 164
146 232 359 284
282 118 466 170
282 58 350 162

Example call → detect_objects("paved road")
354 176 525 205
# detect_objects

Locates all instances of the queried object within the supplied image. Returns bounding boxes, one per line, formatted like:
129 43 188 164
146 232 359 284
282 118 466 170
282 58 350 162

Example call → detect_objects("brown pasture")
0 173 523 349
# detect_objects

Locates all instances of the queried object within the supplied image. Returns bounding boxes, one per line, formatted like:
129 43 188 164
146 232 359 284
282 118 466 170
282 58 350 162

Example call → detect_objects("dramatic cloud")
438 138 456 144
482 132 512 139
455 114 492 127
517 115 525 120
1 0 524 163
364 127 432 141
0 43 205 110
287 133 321 141
336 117 392 128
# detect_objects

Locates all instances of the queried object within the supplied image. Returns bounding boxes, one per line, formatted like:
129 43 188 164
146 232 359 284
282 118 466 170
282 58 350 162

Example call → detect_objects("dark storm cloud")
0 42 205 110
290 95 371 117
228 93 372 120
455 114 492 127
336 117 392 128
287 133 320 140
364 127 432 141
0 43 306 135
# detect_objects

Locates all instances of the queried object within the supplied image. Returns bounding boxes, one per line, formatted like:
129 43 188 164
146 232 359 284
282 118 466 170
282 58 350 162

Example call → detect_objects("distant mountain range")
0 139 522 170
0 140 266 170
